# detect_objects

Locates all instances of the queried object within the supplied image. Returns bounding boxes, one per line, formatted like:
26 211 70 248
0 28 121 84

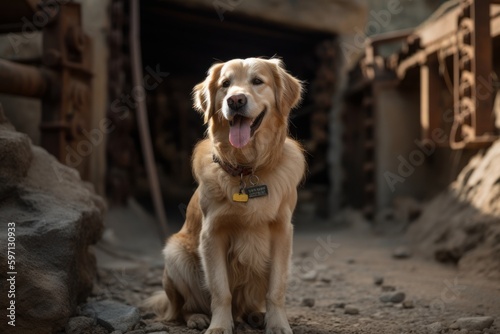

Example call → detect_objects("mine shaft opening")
135 1 340 222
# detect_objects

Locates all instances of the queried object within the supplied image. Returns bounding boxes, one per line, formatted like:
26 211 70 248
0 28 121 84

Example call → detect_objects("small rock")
454 316 494 330
402 300 414 309
379 292 405 303
381 285 396 292
449 323 459 330
148 332 168 334
373 276 384 286
81 300 140 332
301 298 315 307
300 270 318 282
110 331 123 334
126 330 145 334
65 316 95 334
320 277 332 284
344 306 359 315
333 302 345 309
427 322 443 334
142 313 156 320
392 246 411 259
145 323 168 332
347 258 356 264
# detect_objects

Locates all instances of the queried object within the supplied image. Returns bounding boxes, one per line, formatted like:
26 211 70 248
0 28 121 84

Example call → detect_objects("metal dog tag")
246 185 269 198
233 192 249 203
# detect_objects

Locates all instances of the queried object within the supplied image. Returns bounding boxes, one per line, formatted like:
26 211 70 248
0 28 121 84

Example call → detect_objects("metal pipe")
130 0 169 239
0 58 51 98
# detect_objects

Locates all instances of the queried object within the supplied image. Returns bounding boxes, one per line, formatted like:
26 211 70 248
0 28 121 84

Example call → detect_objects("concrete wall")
374 80 431 210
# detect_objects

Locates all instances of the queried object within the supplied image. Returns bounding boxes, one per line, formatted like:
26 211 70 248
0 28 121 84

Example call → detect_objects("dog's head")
193 58 302 154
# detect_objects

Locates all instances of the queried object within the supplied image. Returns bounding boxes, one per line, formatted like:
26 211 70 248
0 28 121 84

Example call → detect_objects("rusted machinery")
0 1 92 179
346 0 500 218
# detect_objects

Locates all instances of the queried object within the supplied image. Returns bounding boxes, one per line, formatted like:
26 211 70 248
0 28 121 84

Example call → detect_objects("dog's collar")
212 155 253 177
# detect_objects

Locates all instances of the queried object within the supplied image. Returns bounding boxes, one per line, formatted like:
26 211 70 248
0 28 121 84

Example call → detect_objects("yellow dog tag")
233 193 249 203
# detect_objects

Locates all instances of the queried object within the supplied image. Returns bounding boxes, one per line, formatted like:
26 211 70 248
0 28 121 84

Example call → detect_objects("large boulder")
0 108 105 334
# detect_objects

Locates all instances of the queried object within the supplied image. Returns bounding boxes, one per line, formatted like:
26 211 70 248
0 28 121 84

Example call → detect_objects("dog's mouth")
228 109 266 149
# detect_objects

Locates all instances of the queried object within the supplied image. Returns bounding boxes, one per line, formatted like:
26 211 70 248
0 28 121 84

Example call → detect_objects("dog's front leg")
199 223 233 334
266 218 293 334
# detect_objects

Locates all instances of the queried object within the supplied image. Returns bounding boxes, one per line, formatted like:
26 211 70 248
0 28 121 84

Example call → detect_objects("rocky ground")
61 209 500 334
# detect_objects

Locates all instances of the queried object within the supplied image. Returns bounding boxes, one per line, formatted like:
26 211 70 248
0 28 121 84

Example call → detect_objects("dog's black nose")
227 94 247 111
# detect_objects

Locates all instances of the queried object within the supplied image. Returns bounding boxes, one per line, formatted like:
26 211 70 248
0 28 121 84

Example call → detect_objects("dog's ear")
269 58 303 115
193 62 224 124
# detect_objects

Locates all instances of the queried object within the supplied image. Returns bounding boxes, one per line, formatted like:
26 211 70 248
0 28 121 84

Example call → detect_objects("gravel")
392 246 412 259
373 276 384 286
65 316 95 334
344 306 360 315
301 298 315 307
453 316 494 330
380 292 406 303
81 300 141 332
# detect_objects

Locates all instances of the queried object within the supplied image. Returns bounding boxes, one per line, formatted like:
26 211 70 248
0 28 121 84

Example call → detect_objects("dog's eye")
222 80 231 88
252 78 263 85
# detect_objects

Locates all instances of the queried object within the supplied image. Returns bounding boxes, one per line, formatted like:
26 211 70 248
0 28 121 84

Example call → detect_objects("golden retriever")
145 58 305 334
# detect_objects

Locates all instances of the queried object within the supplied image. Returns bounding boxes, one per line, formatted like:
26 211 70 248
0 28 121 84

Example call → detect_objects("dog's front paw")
265 327 293 334
187 313 210 330
206 328 232 334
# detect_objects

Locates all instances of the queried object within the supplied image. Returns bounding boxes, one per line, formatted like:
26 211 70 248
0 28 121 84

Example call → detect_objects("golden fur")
144 58 306 334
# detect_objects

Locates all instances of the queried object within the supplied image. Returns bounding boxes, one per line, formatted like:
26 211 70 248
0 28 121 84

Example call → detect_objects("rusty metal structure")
345 0 500 217
0 0 92 179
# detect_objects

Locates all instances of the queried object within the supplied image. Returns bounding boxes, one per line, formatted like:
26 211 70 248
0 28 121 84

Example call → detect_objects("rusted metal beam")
41 2 92 179
470 0 495 137
420 62 443 141
0 58 55 98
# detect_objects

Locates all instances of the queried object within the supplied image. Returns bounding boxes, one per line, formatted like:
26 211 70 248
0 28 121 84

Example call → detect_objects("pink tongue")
229 115 252 148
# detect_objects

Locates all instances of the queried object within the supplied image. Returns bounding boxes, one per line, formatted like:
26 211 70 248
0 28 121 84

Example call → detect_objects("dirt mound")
408 140 500 279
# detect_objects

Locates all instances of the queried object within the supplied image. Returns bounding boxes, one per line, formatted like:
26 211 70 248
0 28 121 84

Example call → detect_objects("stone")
301 298 315 307
381 285 396 292
149 332 168 334
300 270 318 282
0 109 105 334
126 330 145 334
374 276 384 286
454 316 494 330
320 276 332 284
380 292 405 303
81 300 140 332
392 246 412 259
333 302 345 309
65 316 95 334
344 306 359 315
402 300 414 309
145 323 168 332
427 322 443 333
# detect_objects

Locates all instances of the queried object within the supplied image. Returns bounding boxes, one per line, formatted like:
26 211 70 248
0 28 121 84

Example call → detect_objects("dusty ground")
82 203 500 334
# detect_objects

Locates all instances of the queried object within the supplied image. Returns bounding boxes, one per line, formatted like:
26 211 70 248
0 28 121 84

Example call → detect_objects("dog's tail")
142 290 176 321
